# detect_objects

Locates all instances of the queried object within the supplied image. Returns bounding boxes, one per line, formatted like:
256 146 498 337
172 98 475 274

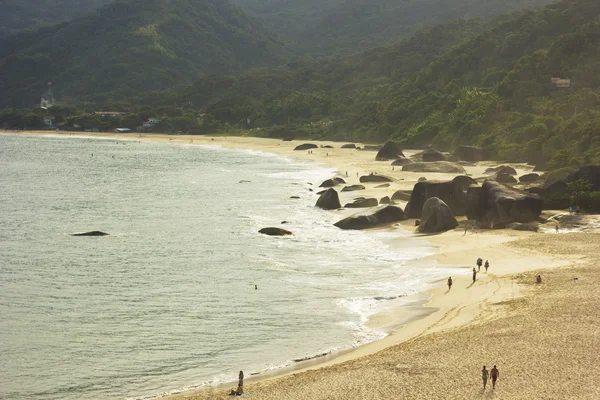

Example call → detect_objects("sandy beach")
7 131 600 399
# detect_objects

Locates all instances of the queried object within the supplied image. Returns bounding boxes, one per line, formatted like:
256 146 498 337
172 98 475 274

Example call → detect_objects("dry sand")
7 132 600 399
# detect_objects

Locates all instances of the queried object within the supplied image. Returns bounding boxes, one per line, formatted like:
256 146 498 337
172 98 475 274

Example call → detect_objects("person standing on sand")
484 260 490 273
481 366 489 389
477 257 483 271
472 268 477 283
448 277 453 290
491 365 499 389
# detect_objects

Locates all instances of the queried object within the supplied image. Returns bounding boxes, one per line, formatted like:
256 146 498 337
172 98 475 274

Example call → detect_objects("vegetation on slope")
0 0 285 108
0 0 113 37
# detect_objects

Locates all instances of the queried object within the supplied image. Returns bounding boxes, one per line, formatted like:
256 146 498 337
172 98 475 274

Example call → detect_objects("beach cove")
3 132 600 399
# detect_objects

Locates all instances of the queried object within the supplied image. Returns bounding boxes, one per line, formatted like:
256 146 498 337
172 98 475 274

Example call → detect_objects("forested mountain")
233 0 556 56
0 0 113 37
122 0 600 167
309 0 556 54
0 0 285 108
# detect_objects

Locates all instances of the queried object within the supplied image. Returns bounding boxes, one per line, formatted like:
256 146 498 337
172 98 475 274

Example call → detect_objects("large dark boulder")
259 227 292 236
319 177 346 188
376 141 404 161
315 188 342 210
344 198 379 208
341 185 366 192
334 206 407 230
380 196 391 204
294 143 318 151
391 157 413 166
485 165 517 175
404 176 477 218
545 180 567 194
282 137 294 141
70 231 109 237
519 173 540 183
402 162 466 174
413 148 447 162
359 175 393 183
341 143 356 149
466 186 483 220
525 187 545 196
467 181 543 228
455 146 487 162
493 172 518 184
418 198 458 233
565 165 600 191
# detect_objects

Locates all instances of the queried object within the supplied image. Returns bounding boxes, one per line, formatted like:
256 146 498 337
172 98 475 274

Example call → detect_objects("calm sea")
0 134 455 399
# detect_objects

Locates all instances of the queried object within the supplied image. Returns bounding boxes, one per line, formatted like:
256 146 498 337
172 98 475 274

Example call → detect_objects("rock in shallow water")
70 231 109 237
315 188 342 210
334 206 407 230
259 227 292 236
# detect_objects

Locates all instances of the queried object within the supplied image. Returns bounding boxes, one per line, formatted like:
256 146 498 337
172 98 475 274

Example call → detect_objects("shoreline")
3 131 588 399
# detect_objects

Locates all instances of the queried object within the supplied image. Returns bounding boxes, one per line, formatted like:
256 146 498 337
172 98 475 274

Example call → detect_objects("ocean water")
0 134 456 400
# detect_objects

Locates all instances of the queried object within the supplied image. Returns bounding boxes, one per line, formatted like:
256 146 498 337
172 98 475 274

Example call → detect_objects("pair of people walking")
481 365 500 389
476 257 490 273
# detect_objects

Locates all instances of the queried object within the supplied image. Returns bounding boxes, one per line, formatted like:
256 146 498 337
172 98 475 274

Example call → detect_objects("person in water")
472 268 477 283
447 276 453 290
490 365 499 389
481 365 489 389
484 260 490 273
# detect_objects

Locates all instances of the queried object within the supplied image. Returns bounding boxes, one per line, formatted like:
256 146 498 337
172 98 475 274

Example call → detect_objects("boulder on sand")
485 165 517 176
466 180 543 228
565 165 600 191
402 162 466 174
359 175 393 183
380 196 391 204
259 227 293 236
376 141 405 161
319 177 346 187
404 176 477 218
341 143 357 149
294 143 318 151
282 137 294 142
334 205 408 230
412 147 447 162
341 185 366 192
418 197 458 233
391 190 412 202
519 173 540 183
455 146 487 162
315 188 342 210
391 157 413 166
375 183 391 188
344 198 379 208
70 231 109 237
493 172 517 184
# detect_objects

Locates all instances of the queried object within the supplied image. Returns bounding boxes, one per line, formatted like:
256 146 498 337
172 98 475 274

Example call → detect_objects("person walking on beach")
476 257 483 272
490 365 499 389
484 260 489 273
481 366 489 389
472 268 477 283
447 276 453 290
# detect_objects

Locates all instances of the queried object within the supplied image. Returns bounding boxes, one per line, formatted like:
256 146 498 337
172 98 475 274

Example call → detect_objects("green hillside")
233 0 555 56
129 0 600 167
0 0 286 108
0 0 113 37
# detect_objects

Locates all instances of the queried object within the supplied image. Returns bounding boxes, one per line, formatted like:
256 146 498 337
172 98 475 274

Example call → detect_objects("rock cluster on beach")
334 206 407 230
418 197 458 233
